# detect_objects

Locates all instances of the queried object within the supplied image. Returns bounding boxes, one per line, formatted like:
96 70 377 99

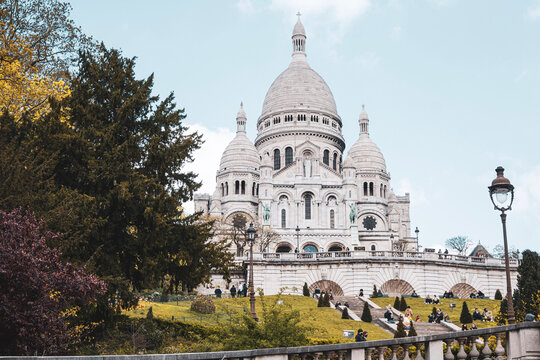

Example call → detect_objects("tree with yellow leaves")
0 0 92 121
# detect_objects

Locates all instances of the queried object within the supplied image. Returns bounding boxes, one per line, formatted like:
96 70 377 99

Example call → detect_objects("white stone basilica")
195 17 417 255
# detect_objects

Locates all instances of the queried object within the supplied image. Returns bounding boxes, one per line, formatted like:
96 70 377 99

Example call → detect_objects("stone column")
350 348 366 360
425 340 444 360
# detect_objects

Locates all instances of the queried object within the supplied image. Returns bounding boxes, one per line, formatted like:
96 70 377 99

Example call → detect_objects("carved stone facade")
194 17 415 254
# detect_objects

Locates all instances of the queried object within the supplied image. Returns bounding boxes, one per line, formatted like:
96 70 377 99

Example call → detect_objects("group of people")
427 308 450 323
442 290 455 298
470 291 485 299
462 323 478 331
472 307 493 322
355 328 369 342
313 286 334 300
424 295 441 304
214 284 248 298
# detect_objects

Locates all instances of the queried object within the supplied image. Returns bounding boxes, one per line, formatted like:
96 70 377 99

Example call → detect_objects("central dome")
261 60 338 117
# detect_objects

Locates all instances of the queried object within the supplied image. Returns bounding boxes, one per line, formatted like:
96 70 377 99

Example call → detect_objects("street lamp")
415 227 419 242
489 166 515 324
295 225 300 253
246 222 258 322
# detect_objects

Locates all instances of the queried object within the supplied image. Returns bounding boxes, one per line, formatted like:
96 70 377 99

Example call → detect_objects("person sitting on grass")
472 308 483 321
411 290 419 297
483 308 493 322
462 324 468 331
400 315 411 330
477 290 485 298
470 323 478 330
425 295 432 304
415 315 422 322
404 306 413 318
433 295 440 304
435 308 444 323
443 312 451 322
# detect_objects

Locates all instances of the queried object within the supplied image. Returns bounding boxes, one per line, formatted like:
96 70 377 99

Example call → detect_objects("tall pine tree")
513 250 540 321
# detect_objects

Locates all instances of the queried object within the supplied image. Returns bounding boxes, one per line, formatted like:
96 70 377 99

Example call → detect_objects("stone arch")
326 242 345 252
449 283 477 298
308 280 344 296
380 279 415 297
275 241 294 253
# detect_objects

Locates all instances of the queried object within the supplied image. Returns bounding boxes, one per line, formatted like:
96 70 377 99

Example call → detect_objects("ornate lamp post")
246 222 258 321
488 166 515 324
295 225 300 253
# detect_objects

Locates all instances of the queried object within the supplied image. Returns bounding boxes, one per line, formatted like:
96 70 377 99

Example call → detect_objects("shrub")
323 293 331 307
361 302 372 322
303 283 310 297
317 294 323 307
495 298 508 325
341 307 349 319
394 296 400 309
372 285 378 298
394 320 407 338
460 301 472 324
146 306 154 319
494 289 503 300
399 296 408 311
408 322 417 337
190 295 216 314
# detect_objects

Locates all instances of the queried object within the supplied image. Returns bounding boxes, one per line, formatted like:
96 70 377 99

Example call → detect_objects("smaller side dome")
219 104 260 171
346 106 387 173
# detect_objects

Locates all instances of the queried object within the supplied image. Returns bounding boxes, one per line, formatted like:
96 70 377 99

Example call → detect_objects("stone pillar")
256 355 288 360
507 326 540 359
425 340 444 360
350 225 359 247
350 348 366 360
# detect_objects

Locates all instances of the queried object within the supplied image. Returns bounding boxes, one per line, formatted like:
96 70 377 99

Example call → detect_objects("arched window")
380 184 383 197
369 182 374 196
333 153 337 170
384 185 387 198
304 193 312 220
225 182 229 195
241 181 246 194
328 244 342 252
274 149 281 170
252 182 255 196
323 150 329 165
221 183 224 197
285 147 293 166
276 244 292 253
303 244 318 253
371 244 376 251
235 180 240 195
281 209 286 229
330 209 335 229
256 184 259 195
363 182 368 196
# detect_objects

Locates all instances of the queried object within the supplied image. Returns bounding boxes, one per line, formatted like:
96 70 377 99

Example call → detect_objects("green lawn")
126 295 392 342
370 297 501 328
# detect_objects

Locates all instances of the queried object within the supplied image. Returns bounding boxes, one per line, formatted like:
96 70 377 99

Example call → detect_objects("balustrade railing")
26 322 539 360
250 251 518 267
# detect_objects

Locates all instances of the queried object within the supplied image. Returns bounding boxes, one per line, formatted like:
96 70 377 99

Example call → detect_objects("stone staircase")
333 296 456 337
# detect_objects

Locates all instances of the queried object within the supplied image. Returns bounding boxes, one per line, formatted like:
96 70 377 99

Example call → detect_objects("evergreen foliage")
146 307 154 319
394 320 407 338
399 296 408 311
513 250 540 321
495 298 508 325
323 293 331 307
408 322 417 337
303 283 310 297
317 294 323 307
341 307 349 319
460 301 472 324
393 296 400 309
372 285 378 298
222 292 310 350
361 302 372 322
494 289 503 300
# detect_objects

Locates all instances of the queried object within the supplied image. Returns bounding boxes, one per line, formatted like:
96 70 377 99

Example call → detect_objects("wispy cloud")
183 124 236 213
527 2 540 20
389 25 402 40
237 0 371 43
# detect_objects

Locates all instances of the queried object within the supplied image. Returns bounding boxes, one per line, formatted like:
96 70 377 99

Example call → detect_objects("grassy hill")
127 295 392 342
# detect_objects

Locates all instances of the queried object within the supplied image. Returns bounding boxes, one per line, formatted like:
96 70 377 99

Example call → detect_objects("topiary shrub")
394 320 407 338
495 298 508 325
400 296 408 311
190 295 216 314
341 307 349 319
408 322 417 337
394 296 400 309
361 302 372 322
146 306 154 319
494 289 503 300
303 282 310 297
460 301 472 324
372 285 378 298
317 293 323 307
323 293 331 307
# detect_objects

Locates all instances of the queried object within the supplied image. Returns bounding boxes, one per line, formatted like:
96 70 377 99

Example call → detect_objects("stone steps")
332 295 456 336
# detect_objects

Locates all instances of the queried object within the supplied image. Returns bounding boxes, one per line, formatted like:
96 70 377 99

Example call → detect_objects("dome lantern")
359 104 369 136
236 101 247 132
292 12 306 60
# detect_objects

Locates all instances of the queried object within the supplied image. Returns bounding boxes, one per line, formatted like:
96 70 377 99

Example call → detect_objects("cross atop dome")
292 13 306 57
359 104 369 135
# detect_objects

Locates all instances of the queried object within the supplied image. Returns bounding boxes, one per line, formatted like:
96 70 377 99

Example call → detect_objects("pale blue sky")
70 0 540 253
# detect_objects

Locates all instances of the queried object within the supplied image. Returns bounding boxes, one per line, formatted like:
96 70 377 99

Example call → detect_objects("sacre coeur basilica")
194 17 516 298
